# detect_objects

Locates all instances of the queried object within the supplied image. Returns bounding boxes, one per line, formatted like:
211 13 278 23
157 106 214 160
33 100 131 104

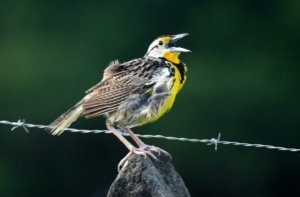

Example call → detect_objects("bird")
49 33 190 170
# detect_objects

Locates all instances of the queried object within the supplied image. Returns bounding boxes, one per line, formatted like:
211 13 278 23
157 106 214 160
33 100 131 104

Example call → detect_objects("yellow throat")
162 51 180 64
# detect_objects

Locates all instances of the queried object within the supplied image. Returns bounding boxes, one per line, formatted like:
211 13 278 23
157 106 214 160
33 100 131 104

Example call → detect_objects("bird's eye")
158 41 163 45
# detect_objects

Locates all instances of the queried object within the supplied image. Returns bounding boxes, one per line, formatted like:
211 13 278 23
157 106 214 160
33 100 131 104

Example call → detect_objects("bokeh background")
1 0 299 196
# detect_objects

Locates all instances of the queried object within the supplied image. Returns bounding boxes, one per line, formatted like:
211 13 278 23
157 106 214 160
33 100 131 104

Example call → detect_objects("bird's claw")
140 145 172 160
117 147 158 172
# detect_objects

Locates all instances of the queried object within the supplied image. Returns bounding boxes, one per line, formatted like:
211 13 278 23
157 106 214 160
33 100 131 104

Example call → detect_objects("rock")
107 152 190 197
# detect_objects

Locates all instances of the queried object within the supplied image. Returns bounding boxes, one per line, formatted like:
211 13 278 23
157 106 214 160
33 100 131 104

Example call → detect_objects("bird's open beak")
168 33 191 53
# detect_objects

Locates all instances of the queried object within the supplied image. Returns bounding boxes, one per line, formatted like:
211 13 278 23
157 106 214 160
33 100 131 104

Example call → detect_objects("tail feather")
49 103 84 135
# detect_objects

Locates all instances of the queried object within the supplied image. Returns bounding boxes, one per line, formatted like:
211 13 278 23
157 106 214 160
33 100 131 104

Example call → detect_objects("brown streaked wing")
82 58 162 118
82 74 147 118
82 84 132 118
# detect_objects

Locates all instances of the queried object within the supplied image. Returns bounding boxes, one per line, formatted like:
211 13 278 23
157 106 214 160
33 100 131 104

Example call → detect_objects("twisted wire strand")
1 119 300 153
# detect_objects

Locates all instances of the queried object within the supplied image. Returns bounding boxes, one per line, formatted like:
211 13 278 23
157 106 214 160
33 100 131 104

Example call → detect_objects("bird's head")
145 33 191 64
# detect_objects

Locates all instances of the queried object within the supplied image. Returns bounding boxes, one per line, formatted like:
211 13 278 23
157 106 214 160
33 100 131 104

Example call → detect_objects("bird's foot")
140 145 172 160
118 147 158 172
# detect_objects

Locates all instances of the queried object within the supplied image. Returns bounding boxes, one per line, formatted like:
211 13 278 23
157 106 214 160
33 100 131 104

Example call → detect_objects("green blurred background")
1 0 299 196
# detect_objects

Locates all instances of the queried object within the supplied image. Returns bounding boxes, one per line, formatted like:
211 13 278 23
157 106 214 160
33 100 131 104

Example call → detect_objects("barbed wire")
1 119 300 153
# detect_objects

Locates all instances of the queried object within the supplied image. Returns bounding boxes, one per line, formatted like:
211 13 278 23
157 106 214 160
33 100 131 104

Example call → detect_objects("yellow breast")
149 62 187 122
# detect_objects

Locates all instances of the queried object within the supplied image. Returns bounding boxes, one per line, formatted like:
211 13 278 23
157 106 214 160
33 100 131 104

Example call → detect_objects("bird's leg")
124 128 172 159
106 121 155 171
123 127 146 147
106 121 136 151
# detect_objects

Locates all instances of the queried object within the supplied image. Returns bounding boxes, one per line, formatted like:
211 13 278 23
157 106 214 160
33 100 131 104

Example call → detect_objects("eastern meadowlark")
49 33 190 170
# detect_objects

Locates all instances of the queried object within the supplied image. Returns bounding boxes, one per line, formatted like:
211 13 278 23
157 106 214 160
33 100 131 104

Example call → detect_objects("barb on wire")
207 133 221 151
0 119 300 153
10 119 29 133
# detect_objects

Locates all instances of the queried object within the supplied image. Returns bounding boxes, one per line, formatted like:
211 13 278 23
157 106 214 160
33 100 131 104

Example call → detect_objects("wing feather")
81 58 165 118
83 104 120 118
